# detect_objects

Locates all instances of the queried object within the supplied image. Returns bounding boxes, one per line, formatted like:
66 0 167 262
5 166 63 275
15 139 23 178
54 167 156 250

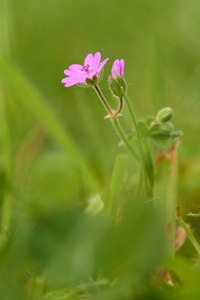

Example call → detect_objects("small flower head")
109 59 126 98
111 59 124 78
62 52 109 87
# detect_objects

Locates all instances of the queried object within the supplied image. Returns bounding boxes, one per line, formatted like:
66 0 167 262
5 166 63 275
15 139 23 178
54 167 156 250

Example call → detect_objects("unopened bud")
156 107 173 123
108 75 127 98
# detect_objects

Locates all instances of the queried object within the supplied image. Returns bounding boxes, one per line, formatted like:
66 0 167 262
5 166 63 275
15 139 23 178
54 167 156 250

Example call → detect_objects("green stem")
116 96 124 115
154 149 178 258
143 138 154 190
187 213 200 217
124 95 150 197
93 85 137 158
93 85 113 115
166 148 178 257
1 193 12 232
178 216 200 256
0 0 12 237
112 118 137 157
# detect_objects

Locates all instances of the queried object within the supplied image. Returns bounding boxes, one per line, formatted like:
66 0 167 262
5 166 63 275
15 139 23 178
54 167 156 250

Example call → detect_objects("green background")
1 0 200 299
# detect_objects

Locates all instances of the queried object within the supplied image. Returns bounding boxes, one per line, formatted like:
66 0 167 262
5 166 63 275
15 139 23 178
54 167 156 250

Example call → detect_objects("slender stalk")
112 118 137 157
93 85 113 115
154 145 179 258
167 147 178 257
1 194 12 232
178 216 200 256
116 96 124 115
143 138 154 190
124 95 151 197
187 213 200 217
93 85 137 158
0 0 12 234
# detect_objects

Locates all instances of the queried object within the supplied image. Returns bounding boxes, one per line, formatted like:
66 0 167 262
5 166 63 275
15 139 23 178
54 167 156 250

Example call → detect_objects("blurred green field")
1 0 200 299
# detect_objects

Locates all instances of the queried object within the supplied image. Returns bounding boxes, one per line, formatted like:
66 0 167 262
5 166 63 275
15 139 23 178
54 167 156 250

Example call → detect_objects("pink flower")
111 59 124 78
62 52 109 87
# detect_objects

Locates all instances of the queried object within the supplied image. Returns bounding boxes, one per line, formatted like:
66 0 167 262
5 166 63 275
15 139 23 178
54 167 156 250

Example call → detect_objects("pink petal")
98 58 109 73
61 76 85 87
93 52 101 70
120 59 124 76
111 59 119 77
84 53 94 66
64 69 85 80
64 69 78 76
68 64 83 73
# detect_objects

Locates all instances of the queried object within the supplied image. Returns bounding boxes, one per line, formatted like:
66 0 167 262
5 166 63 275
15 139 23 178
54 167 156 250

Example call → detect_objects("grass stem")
178 215 200 257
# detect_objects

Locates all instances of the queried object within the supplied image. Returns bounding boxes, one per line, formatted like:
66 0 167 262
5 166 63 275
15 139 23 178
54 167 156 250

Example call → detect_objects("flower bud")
156 107 173 123
108 75 127 98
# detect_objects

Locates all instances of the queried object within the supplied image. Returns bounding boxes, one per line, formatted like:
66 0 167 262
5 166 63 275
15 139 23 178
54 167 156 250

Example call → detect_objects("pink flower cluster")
62 52 124 87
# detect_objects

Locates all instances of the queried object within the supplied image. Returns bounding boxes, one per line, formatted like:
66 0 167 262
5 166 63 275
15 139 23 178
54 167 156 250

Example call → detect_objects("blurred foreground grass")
1 0 200 299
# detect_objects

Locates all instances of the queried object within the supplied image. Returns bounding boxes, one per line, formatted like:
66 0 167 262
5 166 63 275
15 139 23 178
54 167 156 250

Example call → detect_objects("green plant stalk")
0 0 12 234
0 98 12 233
124 95 151 197
187 213 200 217
1 194 12 232
142 138 154 190
178 216 200 257
113 118 137 157
94 85 137 158
166 152 178 257
94 85 113 115
116 96 124 115
154 149 178 258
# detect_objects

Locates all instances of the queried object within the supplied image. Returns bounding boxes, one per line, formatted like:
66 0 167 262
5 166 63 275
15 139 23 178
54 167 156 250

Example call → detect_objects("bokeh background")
1 0 200 299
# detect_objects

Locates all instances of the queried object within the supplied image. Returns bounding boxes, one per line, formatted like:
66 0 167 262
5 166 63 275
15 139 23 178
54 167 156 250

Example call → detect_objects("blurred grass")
1 0 200 299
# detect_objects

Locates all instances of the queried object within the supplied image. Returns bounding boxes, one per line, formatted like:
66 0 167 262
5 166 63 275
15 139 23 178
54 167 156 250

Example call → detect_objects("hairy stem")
93 85 113 115
116 96 124 116
93 85 137 158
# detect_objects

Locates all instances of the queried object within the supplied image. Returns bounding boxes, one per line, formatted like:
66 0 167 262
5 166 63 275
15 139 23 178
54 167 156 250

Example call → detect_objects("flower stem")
116 96 124 115
93 85 113 115
178 215 200 257
112 118 137 157
93 85 137 158
124 95 151 197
